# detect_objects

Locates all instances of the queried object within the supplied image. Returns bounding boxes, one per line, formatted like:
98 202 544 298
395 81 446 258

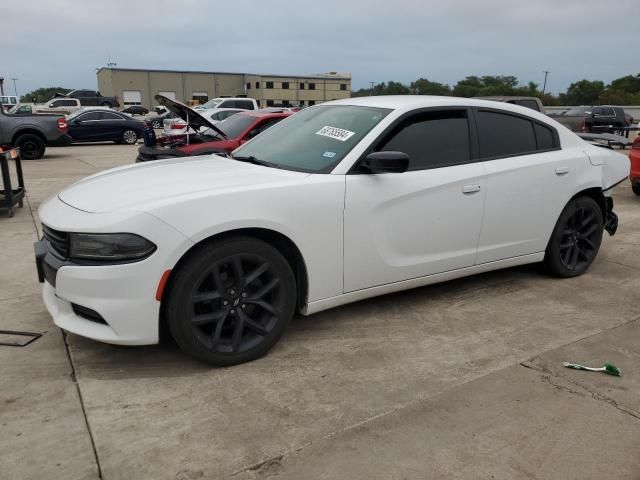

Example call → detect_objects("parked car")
145 110 178 129
162 108 245 137
0 108 70 159
630 136 640 195
66 109 146 144
195 97 258 112
0 95 19 111
35 96 629 366
137 96 291 162
59 89 120 108
7 104 35 115
122 105 149 116
34 97 83 115
475 96 544 112
553 105 629 134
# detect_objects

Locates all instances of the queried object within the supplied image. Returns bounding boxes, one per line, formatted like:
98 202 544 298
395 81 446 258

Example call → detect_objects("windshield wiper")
232 155 281 169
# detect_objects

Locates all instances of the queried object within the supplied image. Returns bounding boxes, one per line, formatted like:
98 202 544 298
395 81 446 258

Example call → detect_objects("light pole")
369 81 375 96
11 78 18 97
542 71 550 95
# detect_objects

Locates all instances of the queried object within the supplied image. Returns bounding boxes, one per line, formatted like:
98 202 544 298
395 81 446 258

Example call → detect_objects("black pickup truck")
56 89 120 108
549 105 631 134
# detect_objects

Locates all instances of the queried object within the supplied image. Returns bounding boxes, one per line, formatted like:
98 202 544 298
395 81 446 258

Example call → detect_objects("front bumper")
35 196 193 345
48 133 73 147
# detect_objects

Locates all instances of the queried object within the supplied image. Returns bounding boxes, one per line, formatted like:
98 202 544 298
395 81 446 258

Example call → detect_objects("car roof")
237 110 294 119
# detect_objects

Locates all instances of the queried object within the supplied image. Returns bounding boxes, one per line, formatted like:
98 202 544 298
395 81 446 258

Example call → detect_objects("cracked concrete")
1 143 639 480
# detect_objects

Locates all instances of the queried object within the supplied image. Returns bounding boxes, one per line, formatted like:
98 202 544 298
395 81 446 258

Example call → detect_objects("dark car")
122 105 149 116
145 110 178 129
66 109 146 144
554 105 630 134
136 95 292 162
61 89 120 108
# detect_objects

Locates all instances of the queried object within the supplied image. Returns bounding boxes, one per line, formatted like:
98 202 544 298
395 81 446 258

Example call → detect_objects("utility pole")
369 81 375 96
542 71 550 95
11 78 18 97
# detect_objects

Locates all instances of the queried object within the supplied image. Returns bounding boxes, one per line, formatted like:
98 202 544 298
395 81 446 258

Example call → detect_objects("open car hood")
154 95 227 139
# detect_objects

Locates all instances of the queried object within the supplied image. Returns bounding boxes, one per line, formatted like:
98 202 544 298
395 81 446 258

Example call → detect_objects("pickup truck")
56 89 120 108
34 97 83 115
475 96 545 112
0 110 71 159
549 105 631 134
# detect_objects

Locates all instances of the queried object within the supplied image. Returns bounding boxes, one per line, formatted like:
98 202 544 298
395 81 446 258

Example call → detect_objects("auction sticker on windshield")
315 126 355 142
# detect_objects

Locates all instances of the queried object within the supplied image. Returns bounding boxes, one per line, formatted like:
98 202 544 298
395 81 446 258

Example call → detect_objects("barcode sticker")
315 126 355 142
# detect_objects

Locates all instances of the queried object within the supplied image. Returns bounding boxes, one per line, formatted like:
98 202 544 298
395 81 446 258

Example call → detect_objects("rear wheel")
14 133 46 160
544 196 603 277
101 101 112 108
166 236 296 366
122 129 138 145
632 181 640 196
151 120 161 129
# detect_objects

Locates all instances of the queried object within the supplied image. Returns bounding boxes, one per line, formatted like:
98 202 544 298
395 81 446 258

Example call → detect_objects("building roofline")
96 67 351 80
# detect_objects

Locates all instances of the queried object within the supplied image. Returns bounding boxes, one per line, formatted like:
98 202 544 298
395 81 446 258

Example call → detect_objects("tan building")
97 68 351 109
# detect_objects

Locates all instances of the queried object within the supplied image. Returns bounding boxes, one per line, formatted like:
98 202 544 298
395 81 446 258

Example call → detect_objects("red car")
631 135 640 195
137 95 292 162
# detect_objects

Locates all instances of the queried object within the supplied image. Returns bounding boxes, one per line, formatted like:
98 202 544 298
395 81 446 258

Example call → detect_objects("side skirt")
302 252 545 316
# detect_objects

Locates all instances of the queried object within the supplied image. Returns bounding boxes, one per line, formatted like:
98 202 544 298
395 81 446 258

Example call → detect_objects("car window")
534 123 556 150
514 99 540 111
476 110 536 159
245 118 284 139
77 112 101 121
219 100 235 108
52 99 76 107
377 110 470 170
216 114 256 138
233 105 391 173
238 100 254 110
593 107 614 117
100 111 123 120
564 107 591 116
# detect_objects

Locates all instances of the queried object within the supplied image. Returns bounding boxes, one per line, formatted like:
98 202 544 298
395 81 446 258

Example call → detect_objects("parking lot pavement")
1 144 639 479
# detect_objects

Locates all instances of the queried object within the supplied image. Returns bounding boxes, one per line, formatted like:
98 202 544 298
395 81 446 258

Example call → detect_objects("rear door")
344 108 486 292
474 108 574 264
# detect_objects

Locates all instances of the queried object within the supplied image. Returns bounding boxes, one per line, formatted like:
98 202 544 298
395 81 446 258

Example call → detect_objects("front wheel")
166 236 296 366
544 196 604 277
151 120 161 129
101 101 112 108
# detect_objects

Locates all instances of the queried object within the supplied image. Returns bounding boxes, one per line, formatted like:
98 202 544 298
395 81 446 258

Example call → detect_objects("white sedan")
35 96 629 366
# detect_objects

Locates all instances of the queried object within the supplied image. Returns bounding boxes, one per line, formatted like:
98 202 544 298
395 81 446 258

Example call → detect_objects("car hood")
154 95 227 139
58 155 310 213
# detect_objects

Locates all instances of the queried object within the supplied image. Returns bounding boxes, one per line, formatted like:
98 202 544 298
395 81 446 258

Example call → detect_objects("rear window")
534 123 555 150
477 110 536 159
513 99 540 111
216 114 256 138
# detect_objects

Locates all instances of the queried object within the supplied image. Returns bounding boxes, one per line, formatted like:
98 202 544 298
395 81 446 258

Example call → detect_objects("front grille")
42 225 69 259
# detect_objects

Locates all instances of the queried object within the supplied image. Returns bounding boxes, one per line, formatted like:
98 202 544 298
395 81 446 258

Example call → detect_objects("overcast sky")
2 0 636 97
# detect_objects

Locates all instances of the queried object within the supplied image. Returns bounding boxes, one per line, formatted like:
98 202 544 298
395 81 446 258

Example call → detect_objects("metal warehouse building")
97 68 351 109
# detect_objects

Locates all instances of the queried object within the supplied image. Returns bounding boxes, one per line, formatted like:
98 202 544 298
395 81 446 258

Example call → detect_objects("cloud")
2 0 636 96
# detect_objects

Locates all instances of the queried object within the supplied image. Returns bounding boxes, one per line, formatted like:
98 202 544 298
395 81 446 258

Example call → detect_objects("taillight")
580 119 586 133
170 122 186 129
632 138 640 150
57 118 68 132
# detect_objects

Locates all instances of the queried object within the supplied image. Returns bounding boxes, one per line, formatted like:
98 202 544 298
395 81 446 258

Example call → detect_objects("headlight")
69 233 156 262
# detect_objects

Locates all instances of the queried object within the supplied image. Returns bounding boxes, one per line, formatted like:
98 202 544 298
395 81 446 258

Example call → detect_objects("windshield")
216 114 256 138
232 105 391 172
198 98 223 109
564 107 591 116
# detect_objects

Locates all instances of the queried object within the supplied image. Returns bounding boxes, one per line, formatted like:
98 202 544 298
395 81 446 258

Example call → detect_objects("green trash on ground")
562 362 621 376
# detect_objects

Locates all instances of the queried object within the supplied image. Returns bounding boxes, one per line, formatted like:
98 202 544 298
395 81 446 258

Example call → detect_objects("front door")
344 109 486 292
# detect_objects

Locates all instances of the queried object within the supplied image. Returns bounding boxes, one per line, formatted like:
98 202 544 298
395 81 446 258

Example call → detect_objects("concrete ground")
1 143 639 480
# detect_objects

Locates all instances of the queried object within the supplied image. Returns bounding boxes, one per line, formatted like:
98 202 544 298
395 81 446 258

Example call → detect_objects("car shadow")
66 263 545 379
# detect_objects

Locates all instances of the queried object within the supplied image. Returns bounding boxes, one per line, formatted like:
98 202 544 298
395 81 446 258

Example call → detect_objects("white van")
0 95 18 111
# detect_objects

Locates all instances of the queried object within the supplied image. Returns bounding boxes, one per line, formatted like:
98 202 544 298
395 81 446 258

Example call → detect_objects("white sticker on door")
315 126 355 142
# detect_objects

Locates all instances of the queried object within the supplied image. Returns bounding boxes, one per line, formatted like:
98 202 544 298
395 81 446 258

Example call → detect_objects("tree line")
352 74 640 106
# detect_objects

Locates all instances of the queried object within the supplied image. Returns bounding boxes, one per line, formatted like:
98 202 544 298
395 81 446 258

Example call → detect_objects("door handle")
462 184 481 194
555 167 570 175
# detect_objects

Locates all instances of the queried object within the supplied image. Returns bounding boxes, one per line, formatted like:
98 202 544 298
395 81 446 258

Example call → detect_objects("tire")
166 236 296 366
544 196 604 277
632 181 640 196
14 133 46 160
122 129 138 145
101 101 112 108
151 120 161 129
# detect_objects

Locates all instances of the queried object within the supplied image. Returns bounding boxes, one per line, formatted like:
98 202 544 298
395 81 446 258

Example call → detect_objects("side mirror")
48 103 55 108
359 151 409 174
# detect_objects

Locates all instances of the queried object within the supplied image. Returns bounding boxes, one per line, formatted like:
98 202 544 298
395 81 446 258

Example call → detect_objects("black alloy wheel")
166 236 296 366
544 196 603 277
122 129 138 144
15 133 46 160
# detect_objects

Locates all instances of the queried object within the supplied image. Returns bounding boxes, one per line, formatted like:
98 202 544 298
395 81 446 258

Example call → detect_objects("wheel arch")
12 128 46 145
570 186 607 221
158 227 309 339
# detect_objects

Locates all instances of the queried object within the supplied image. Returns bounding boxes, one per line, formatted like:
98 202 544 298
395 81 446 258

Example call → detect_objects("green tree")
410 78 450 95
564 80 605 105
452 76 483 97
20 87 72 103
608 74 640 94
